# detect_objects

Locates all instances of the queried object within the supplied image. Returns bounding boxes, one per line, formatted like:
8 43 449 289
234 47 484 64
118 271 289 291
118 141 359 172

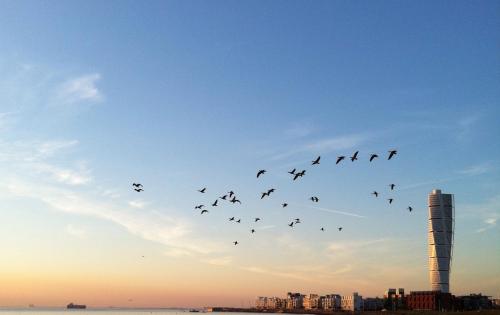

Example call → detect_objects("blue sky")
0 0 499 307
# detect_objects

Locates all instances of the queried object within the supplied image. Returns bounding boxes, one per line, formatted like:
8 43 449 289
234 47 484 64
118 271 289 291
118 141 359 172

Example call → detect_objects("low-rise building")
456 294 492 310
303 294 320 310
363 297 384 311
406 291 453 311
322 294 342 311
341 292 363 311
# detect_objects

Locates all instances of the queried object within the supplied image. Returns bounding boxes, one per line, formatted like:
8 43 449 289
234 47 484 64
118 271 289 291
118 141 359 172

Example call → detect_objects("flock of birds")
133 149 413 246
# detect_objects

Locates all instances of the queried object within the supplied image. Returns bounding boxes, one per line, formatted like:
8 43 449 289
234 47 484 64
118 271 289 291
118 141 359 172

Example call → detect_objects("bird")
254 218 261 222
338 227 343 231
369 154 379 162
288 168 296 175
294 218 301 224
236 219 241 223
230 197 241 204
388 150 397 160
261 192 269 199
198 187 206 193
132 183 143 188
220 195 228 200
408 206 413 212
201 210 208 214
288 222 294 227
336 156 345 164
372 191 379 197
212 200 218 207
320 227 325 231
282 203 288 208
229 217 235 221
312 156 321 165
310 196 319 202
195 205 204 210
389 184 396 190
251 229 255 234
388 198 394 204
228 191 235 198
350 151 359 161
293 170 306 181
257 169 266 178
134 188 143 192
233 241 238 245
267 188 275 194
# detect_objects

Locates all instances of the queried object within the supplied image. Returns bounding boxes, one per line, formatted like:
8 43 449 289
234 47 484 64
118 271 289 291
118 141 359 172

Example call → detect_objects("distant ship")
67 303 86 309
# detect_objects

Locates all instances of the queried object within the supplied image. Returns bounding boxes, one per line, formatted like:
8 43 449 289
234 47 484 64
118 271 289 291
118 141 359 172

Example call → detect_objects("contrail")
293 203 366 218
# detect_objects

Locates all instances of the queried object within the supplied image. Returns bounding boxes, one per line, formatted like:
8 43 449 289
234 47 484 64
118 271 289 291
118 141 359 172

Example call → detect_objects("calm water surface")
0 311 261 315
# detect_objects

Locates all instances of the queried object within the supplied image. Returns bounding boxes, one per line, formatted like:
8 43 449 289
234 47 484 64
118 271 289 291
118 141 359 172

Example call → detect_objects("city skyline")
1 0 499 308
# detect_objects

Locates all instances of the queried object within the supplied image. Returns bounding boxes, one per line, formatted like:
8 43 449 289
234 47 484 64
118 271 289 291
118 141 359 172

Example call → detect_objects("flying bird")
236 219 241 223
282 203 288 208
212 200 218 207
293 170 306 181
132 183 143 187
388 198 394 204
255 218 261 222
408 206 413 212
233 241 238 245
320 227 325 231
350 151 359 161
372 191 379 197
288 222 294 227
310 196 319 202
256 169 266 178
288 168 296 175
336 156 345 164
228 191 235 198
220 195 228 200
312 156 321 165
338 227 343 231
230 197 241 204
267 188 275 194
388 150 397 160
389 184 396 190
229 217 235 221
198 187 206 193
261 192 269 199
201 210 208 214
134 188 143 192
295 218 301 224
195 205 204 209
251 229 255 234
369 154 379 162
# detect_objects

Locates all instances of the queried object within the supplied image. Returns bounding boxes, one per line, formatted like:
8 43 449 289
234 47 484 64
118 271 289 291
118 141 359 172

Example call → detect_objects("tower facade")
428 189 454 293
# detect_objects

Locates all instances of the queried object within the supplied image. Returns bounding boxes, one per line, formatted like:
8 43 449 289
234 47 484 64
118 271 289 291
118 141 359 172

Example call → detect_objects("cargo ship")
67 303 86 309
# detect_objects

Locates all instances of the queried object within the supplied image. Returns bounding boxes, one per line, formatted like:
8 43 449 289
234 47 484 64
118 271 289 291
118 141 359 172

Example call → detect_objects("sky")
0 0 499 308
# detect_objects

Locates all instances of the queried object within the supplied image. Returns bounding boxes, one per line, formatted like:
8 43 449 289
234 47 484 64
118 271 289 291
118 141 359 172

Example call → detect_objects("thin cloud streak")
294 203 366 218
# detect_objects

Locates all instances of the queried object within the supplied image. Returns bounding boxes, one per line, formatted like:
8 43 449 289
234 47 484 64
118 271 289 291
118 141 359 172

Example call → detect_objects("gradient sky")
0 0 499 308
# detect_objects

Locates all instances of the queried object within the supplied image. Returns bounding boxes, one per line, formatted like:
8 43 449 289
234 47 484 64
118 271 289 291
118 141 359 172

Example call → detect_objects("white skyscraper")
428 189 454 293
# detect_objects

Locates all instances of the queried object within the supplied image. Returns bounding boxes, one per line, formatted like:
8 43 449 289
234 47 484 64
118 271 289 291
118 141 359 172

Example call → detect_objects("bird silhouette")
257 169 266 178
220 195 228 200
295 218 301 224
320 227 325 231
388 150 397 160
336 156 345 164
388 198 394 204
201 210 208 214
198 187 206 193
255 218 261 222
293 170 306 181
212 200 218 207
132 183 143 187
230 197 241 204
261 192 269 199
236 219 241 223
251 229 255 233
229 217 235 221
350 151 359 161
372 191 379 197
408 206 413 212
312 156 321 165
267 188 275 194
288 168 296 175
233 241 238 245
288 222 294 227
228 191 235 198
282 203 288 208
369 154 379 162
195 205 204 209
310 196 319 202
389 184 396 190
338 227 343 231
134 188 143 192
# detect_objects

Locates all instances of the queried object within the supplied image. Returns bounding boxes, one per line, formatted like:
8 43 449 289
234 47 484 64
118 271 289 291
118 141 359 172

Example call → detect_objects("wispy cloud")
56 73 103 104
240 266 310 281
294 203 366 218
202 256 233 266
476 217 498 233
270 133 369 160
66 224 87 239
128 199 149 209
457 162 495 176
